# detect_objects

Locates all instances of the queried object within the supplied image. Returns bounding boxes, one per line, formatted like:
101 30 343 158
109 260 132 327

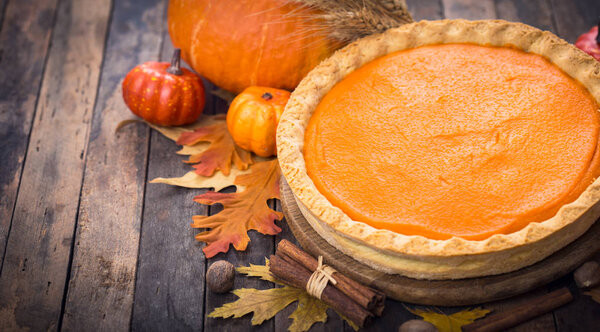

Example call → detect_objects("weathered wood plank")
202 97 276 332
60 0 166 330
0 0 58 270
550 255 600 332
495 0 554 32
482 288 556 332
442 0 497 20
0 0 8 36
0 0 110 330
130 32 212 331
406 0 444 21
203 224 276 332
550 0 600 43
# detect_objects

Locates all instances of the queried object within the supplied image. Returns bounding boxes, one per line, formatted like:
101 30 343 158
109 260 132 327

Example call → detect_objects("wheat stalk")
289 0 414 42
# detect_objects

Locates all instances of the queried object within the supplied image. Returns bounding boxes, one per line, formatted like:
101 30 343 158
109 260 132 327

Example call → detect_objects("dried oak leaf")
176 120 253 176
208 259 355 332
146 114 253 177
236 259 280 284
407 307 490 332
193 159 283 258
209 287 303 326
117 118 242 188
288 292 329 332
584 287 600 303
150 169 246 192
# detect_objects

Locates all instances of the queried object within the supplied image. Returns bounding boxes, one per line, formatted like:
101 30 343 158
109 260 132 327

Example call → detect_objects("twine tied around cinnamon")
306 255 338 299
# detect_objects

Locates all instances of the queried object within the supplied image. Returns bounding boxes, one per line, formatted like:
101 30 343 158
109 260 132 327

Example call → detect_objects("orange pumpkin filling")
304 44 600 240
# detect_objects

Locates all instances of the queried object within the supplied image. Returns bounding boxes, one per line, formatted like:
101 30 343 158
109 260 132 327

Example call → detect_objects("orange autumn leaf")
192 159 283 257
176 121 253 176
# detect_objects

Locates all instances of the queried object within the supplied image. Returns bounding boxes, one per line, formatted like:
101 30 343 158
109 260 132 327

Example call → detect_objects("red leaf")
576 26 600 61
192 159 283 257
176 121 253 176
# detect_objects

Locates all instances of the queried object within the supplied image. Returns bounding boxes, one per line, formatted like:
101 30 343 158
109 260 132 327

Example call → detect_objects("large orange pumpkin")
167 0 339 93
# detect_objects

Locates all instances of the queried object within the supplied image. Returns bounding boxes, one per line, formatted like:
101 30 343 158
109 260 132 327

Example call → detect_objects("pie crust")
276 19 600 280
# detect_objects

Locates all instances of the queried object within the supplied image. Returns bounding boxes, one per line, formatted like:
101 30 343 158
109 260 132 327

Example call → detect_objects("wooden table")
1 0 600 331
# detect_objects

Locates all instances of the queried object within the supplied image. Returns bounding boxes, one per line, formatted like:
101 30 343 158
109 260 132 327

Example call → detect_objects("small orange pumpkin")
122 49 205 126
226 87 290 157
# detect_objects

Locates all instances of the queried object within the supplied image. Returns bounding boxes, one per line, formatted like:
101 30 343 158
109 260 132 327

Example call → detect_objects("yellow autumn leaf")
209 287 301 325
150 169 250 191
214 260 359 332
335 311 359 331
236 258 281 284
119 115 274 191
146 115 272 191
288 292 329 332
407 307 490 332
148 114 226 141
584 288 600 303
237 259 335 332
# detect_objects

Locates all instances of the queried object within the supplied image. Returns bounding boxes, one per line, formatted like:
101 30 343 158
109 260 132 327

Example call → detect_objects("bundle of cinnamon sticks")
269 239 385 328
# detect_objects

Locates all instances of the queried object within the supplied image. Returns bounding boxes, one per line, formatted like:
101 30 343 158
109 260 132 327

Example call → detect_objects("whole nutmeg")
207 260 235 293
574 261 600 289
399 319 438 332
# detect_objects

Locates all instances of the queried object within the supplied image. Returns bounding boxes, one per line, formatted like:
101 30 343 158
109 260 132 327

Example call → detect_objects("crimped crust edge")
276 19 600 279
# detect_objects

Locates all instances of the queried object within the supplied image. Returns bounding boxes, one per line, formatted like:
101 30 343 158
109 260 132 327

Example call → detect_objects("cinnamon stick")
269 254 373 328
462 288 573 332
277 239 385 313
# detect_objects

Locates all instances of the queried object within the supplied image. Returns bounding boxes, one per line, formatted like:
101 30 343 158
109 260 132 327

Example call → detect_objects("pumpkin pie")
277 20 600 280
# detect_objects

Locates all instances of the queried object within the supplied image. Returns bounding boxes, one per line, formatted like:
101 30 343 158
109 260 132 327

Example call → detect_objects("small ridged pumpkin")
227 87 290 157
167 0 339 93
122 49 205 126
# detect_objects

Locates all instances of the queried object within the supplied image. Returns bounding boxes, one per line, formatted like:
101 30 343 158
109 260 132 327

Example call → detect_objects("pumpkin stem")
167 48 183 75
262 92 273 100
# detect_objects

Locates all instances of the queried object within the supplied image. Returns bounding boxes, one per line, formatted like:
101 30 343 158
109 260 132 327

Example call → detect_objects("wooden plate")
279 177 600 306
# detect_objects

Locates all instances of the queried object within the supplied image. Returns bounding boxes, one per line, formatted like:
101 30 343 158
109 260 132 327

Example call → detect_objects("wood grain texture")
0 0 110 330
549 263 600 332
0 0 7 31
550 0 600 43
442 0 497 19
60 0 165 330
130 33 210 332
201 96 277 332
0 0 58 270
406 0 444 21
495 0 554 32
483 288 556 332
